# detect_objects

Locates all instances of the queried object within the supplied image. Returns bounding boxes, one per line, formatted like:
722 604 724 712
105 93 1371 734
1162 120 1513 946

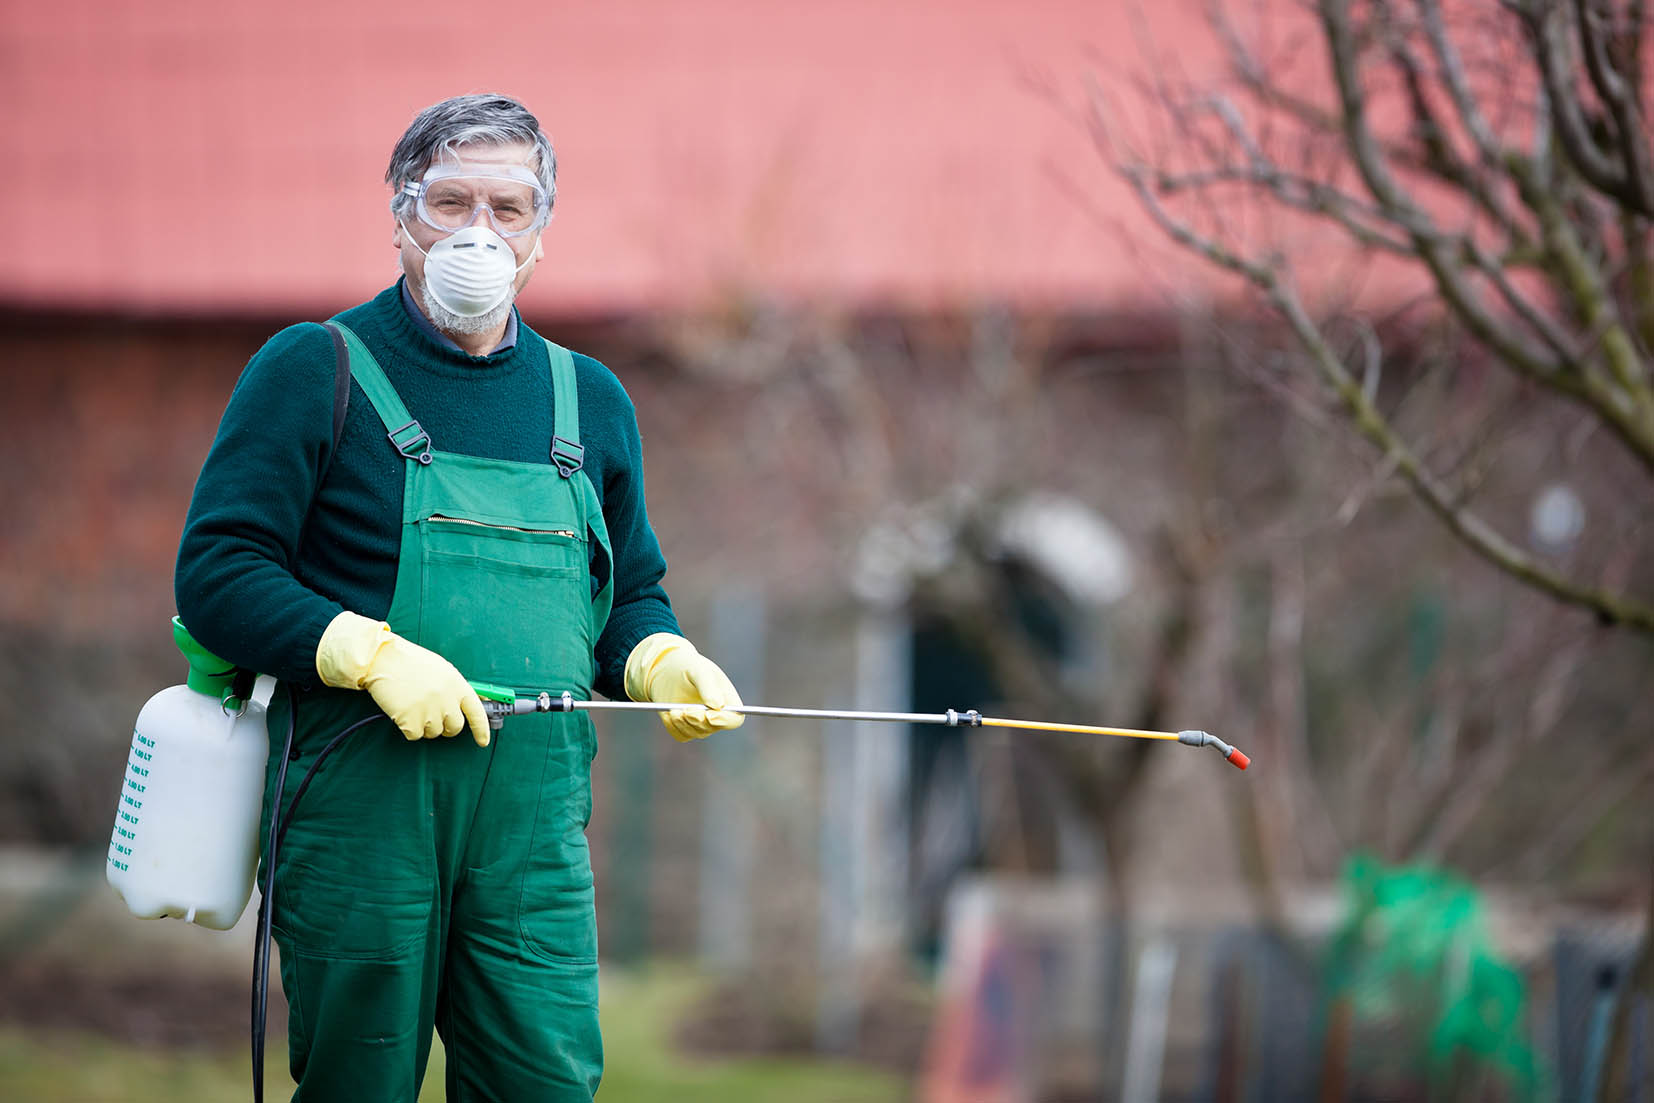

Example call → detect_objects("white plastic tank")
107 617 268 930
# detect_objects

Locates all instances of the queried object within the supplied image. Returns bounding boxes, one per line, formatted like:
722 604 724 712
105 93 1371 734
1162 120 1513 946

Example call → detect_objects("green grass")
0 965 907 1102
0 1031 259 1101
595 968 905 1103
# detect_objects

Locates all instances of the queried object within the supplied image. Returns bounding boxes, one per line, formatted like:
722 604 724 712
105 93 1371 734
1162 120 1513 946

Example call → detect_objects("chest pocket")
414 511 598 690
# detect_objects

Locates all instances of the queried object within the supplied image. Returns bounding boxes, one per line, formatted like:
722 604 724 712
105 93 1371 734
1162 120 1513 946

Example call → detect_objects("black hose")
251 685 383 1101
249 686 294 1103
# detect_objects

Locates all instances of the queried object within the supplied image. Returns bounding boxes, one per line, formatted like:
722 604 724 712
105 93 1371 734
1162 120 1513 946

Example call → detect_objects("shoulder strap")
325 320 433 466
544 338 584 478
318 323 576 475
321 322 350 456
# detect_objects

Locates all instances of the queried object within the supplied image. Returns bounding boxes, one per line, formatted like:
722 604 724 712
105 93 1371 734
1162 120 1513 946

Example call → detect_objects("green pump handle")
469 680 533 730
468 680 517 705
172 616 243 706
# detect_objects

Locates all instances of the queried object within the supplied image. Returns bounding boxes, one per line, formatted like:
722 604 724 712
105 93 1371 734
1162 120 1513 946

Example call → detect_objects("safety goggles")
400 162 551 238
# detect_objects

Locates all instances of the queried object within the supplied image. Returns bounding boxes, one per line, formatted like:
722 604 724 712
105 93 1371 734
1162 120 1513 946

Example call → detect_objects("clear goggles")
400 162 551 238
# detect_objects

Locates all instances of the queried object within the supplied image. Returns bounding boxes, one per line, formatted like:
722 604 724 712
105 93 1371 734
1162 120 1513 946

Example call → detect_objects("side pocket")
275 931 310 1081
266 721 433 960
587 523 611 601
518 714 599 965
578 714 597 830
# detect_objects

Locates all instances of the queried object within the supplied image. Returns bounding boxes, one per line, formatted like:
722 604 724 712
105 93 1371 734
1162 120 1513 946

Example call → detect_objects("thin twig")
1118 160 1654 630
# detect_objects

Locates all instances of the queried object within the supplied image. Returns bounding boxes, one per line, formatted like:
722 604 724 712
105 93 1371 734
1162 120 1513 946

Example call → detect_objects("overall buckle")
551 436 584 477
388 420 433 465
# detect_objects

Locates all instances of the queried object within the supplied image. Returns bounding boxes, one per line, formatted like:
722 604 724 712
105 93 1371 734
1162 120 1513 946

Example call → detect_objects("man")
174 93 743 1101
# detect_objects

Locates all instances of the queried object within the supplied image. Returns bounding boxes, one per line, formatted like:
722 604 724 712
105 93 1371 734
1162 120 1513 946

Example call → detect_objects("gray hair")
385 94 557 218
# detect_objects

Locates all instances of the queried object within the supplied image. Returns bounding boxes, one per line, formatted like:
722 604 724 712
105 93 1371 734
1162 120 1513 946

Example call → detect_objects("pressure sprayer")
467 682 1253 769
109 625 1248 1102
106 618 269 930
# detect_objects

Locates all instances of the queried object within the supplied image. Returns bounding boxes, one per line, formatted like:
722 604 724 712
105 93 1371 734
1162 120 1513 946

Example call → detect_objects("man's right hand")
316 611 491 747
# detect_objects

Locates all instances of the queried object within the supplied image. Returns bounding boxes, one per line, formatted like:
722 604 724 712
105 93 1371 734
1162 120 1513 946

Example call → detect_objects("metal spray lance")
468 681 1251 770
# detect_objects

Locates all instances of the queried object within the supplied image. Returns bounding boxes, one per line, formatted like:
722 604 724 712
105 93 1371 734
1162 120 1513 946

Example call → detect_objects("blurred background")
2 1 1652 1100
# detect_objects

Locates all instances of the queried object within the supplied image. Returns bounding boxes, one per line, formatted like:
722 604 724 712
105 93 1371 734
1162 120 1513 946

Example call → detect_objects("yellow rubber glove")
315 611 491 747
623 632 745 742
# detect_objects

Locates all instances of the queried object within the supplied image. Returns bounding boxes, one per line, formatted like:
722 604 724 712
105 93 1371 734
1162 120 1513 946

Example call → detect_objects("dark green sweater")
175 282 680 699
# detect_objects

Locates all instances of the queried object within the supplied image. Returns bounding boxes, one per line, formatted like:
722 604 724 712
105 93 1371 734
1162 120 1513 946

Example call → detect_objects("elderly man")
175 93 742 1101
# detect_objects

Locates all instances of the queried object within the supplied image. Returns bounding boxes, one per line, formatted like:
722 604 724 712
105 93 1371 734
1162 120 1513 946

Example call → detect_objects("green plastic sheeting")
1321 854 1539 1099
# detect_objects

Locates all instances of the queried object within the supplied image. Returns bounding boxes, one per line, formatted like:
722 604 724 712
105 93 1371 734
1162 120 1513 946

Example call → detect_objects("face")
394 140 547 300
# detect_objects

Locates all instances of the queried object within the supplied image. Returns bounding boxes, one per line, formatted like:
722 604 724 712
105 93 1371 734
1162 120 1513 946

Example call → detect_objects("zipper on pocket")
427 514 577 538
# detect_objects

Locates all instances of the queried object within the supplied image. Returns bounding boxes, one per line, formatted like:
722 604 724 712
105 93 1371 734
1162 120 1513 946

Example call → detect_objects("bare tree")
1090 0 1653 631
1085 1 1653 1096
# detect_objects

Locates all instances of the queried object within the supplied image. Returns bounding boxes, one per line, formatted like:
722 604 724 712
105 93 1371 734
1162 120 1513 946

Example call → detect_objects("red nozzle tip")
1227 749 1250 771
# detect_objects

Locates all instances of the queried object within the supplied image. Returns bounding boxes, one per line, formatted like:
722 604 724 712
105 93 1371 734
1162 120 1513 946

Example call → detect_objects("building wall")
5 0 1222 316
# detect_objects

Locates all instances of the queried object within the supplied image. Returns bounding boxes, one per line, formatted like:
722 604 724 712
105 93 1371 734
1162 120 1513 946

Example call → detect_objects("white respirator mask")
401 222 534 319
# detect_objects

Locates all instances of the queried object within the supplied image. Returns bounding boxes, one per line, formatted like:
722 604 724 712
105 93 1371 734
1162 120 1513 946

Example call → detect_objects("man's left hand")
623 633 745 741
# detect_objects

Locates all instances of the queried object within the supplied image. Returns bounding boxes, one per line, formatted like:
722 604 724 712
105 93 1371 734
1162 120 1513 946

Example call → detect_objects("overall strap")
320 322 350 455
544 338 584 478
324 321 432 465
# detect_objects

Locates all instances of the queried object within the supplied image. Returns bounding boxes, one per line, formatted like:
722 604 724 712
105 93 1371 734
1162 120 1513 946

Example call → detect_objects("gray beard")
420 282 516 338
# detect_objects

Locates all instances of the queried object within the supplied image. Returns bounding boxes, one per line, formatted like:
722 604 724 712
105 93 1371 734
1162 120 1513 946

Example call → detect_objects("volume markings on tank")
109 729 152 874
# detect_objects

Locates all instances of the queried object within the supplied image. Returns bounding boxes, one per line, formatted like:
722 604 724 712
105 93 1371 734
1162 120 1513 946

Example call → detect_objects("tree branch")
1413 629 1586 861
1468 241 1591 363
1219 0 1550 234
1573 0 1631 119
1416 0 1504 164
1324 0 1654 472
1507 158 1654 468
1209 0 1347 139
1116 161 1654 631
1510 738 1654 878
1318 1 1587 386
1519 0 1645 210
1153 163 1416 255
1378 0 1534 249
1626 213 1654 356
1572 0 1654 212
1164 68 1591 386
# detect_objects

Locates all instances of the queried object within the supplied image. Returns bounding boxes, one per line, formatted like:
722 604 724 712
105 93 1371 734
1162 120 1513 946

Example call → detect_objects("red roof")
7 0 1234 316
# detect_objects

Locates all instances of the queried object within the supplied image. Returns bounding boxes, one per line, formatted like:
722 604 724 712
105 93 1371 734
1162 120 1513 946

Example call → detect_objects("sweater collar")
398 279 519 355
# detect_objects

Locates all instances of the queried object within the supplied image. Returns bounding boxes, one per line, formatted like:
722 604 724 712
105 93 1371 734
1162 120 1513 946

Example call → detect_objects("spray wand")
469 682 1250 770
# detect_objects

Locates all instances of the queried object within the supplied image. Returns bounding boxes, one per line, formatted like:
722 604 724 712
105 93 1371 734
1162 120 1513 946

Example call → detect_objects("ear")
392 219 403 251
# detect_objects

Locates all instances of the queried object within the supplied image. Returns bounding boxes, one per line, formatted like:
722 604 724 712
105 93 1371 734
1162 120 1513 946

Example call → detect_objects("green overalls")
260 322 613 1101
